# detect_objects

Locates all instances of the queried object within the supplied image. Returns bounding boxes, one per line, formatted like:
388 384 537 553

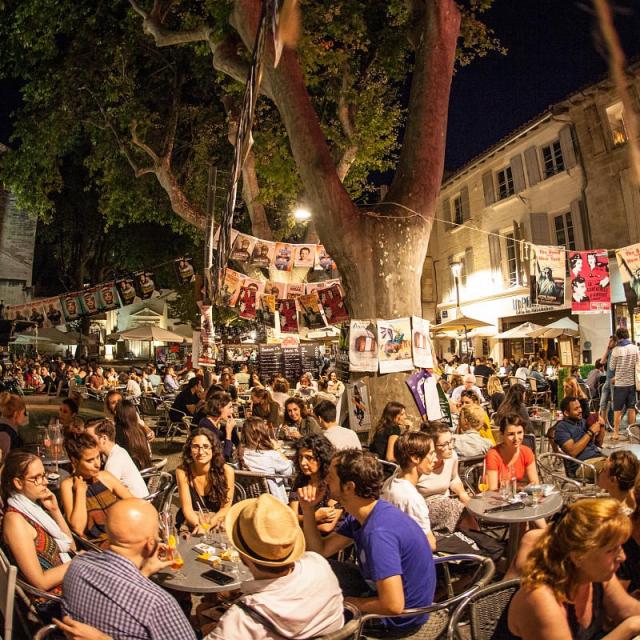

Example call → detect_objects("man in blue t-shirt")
298 449 435 637
554 396 605 477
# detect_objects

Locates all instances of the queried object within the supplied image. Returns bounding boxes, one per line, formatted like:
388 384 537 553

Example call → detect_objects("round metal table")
153 536 251 594
466 490 563 564
601 442 640 459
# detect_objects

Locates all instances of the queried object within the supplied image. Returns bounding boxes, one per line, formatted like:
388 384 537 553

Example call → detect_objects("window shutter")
513 221 524 286
584 105 606 155
464 247 474 286
460 186 471 221
488 232 505 285
510 154 526 192
529 212 550 245
441 197 451 232
447 255 454 297
524 146 541 186
570 199 585 249
482 171 495 206
559 124 577 169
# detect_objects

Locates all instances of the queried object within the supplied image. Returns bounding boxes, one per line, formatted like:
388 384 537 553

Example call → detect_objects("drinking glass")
166 529 186 580
499 470 512 500
198 508 213 544
531 485 544 505
477 474 489 493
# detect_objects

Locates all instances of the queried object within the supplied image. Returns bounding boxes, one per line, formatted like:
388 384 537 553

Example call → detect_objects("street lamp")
293 206 312 222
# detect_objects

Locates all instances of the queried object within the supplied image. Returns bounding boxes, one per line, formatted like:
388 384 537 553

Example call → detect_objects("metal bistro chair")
628 423 640 443
0 546 17 640
14 575 63 637
537 451 597 493
141 470 175 511
527 378 550 408
162 407 189 444
447 578 520 640
139 395 163 430
233 469 293 500
33 624 58 639
378 459 399 480
355 555 495 640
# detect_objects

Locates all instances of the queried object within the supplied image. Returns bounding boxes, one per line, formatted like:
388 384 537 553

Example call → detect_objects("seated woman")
270 378 290 411
283 398 321 440
458 389 495 444
289 433 342 534
311 376 338 408
0 391 27 461
381 431 437 550
485 414 539 491
455 405 493 458
1 451 74 608
60 433 132 546
486 375 506 414
250 387 281 431
237 417 293 503
197 391 239 462
327 370 345 397
369 401 407 462
175 428 234 533
58 398 85 437
114 399 152 471
494 383 533 434
506 498 640 639
598 450 639 515
417 421 472 533
248 371 263 391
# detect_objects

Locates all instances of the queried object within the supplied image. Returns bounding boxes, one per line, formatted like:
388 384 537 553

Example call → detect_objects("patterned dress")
85 478 118 547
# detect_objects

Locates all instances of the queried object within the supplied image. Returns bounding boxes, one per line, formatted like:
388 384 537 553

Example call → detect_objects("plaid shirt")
63 550 196 640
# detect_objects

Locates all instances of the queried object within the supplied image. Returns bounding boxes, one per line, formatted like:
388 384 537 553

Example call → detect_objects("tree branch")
336 70 358 182
385 0 461 216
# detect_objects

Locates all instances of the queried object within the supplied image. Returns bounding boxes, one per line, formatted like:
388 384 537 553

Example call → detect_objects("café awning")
528 317 580 339
431 315 493 333
496 322 543 339
118 325 192 343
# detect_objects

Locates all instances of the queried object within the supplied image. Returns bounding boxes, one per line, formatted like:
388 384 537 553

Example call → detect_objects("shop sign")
512 296 556 315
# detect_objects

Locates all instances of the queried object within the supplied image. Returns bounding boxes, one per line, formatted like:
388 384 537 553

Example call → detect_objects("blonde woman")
486 375 506 414
507 499 640 639
563 376 590 420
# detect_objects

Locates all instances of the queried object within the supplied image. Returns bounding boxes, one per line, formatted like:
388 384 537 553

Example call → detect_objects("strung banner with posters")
616 243 640 313
377 317 413 374
317 284 349 325
198 305 216 366
411 316 434 368
174 257 196 284
531 245 565 305
569 250 610 314
278 299 299 333
348 320 378 372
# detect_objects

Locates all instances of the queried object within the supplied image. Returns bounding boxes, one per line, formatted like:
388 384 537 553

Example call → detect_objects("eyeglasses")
435 440 454 449
24 474 48 486
191 444 212 452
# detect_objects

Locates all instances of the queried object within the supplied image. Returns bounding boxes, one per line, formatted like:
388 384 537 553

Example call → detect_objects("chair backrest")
579 382 592 400
143 472 175 510
537 452 586 490
523 433 536 452
508 377 520 387
33 624 58 639
140 396 160 417
0 548 17 640
447 578 520 640
233 469 286 499
527 377 538 392
628 423 640 443
233 481 247 503
377 458 399 479
462 462 484 495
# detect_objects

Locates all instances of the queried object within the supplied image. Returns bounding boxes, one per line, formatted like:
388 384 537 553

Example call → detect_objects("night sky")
445 0 640 171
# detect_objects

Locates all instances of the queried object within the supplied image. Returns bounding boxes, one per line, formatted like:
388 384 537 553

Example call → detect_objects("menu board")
258 344 283 381
282 346 303 382
300 344 320 376
335 350 350 383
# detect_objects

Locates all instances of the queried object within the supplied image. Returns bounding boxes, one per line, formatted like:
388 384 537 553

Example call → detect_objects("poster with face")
569 250 610 314
531 245 565 306
250 240 276 268
198 305 216 367
348 320 378 372
315 245 336 272
134 271 159 300
25 301 46 328
116 277 138 306
60 293 83 322
257 293 277 328
294 244 316 268
377 317 413 374
347 381 372 433
297 292 329 330
264 281 286 300
97 282 121 312
285 283 305 300
274 242 293 272
616 244 640 313
238 285 258 319
230 233 256 264
221 268 246 307
278 299 299 333
80 288 100 316
42 297 65 327
411 316 434 368
317 284 349 325
174 257 196 284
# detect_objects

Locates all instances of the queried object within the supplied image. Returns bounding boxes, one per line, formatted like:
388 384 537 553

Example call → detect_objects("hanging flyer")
377 317 413 374
411 316 434 368
531 245 565 305
569 250 610 314
348 320 378 372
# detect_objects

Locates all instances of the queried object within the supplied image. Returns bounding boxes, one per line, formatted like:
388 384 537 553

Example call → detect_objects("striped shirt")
63 550 196 640
610 342 639 387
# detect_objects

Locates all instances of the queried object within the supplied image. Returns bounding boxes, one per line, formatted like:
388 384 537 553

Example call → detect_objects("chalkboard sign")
258 344 283 381
282 346 302 382
300 343 320 376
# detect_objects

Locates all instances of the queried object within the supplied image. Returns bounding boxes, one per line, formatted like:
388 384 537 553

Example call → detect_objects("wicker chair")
447 578 520 640
355 555 495 640
233 469 293 500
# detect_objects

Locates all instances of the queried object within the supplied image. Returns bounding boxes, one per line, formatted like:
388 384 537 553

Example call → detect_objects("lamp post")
450 261 470 358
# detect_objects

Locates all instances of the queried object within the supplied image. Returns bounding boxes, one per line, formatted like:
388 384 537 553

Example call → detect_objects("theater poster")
616 243 640 313
264 281 286 300
318 284 349 325
285 283 305 300
80 288 100 316
134 271 159 300
315 245 336 272
230 233 256 264
24 301 45 328
257 294 277 328
347 381 372 433
96 281 121 312
294 244 316 268
237 285 258 320
348 320 378 372
198 305 216 367
221 268 245 307
297 292 329 330
278 299 299 333
174 257 195 284
531 245 565 306
377 317 413 374
411 316 434 368
250 240 276 268
116 277 138 306
42 297 65 327
60 293 84 323
274 242 294 272
569 250 610 314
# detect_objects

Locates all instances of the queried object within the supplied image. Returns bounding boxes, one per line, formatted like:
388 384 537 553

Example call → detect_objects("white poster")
377 317 413 374
424 376 444 421
347 381 372 433
348 320 378 372
411 316 434 369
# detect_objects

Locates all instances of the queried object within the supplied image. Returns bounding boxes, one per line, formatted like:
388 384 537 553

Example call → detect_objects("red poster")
237 286 258 319
317 284 349 324
569 250 610 314
278 299 299 333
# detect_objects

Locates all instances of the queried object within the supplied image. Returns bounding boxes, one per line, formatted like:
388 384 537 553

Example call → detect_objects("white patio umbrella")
118 325 192 343
496 322 543 339
528 317 580 339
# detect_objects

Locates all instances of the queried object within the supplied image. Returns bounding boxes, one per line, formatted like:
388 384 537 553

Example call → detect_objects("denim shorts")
613 384 636 411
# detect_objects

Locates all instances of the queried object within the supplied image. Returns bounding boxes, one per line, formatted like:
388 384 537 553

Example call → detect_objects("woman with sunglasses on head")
1 451 75 609
506 499 640 640
175 428 234 533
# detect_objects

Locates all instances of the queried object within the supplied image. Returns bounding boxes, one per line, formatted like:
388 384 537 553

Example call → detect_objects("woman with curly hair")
175 428 234 533
114 399 152 471
369 401 407 462
506 498 640 639
289 433 342 534
283 397 321 440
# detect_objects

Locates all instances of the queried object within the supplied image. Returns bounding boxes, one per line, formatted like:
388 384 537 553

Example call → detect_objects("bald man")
61 499 196 640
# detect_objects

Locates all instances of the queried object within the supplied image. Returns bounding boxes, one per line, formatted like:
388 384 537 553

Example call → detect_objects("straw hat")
225 494 305 567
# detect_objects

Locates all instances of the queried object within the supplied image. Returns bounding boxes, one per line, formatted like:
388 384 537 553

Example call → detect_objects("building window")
554 212 576 250
606 102 628 147
453 194 463 225
505 233 518 286
541 141 565 178
497 166 514 200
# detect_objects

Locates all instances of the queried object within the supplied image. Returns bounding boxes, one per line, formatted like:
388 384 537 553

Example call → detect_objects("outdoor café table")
466 490 563 565
601 442 640 459
153 535 251 594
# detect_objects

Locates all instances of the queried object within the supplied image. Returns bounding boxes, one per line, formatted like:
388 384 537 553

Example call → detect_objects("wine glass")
166 528 186 580
198 508 213 544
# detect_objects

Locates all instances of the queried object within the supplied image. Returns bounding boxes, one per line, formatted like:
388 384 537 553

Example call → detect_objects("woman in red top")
486 413 539 491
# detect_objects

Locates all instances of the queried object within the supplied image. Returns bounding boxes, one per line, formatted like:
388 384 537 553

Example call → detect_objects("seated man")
450 374 483 404
85 419 149 499
169 375 204 423
314 399 361 451
299 449 435 638
553 396 606 477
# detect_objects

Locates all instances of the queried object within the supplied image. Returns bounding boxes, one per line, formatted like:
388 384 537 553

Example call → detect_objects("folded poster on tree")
348 320 378 372
174 257 195 284
377 318 413 373
411 316 434 368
